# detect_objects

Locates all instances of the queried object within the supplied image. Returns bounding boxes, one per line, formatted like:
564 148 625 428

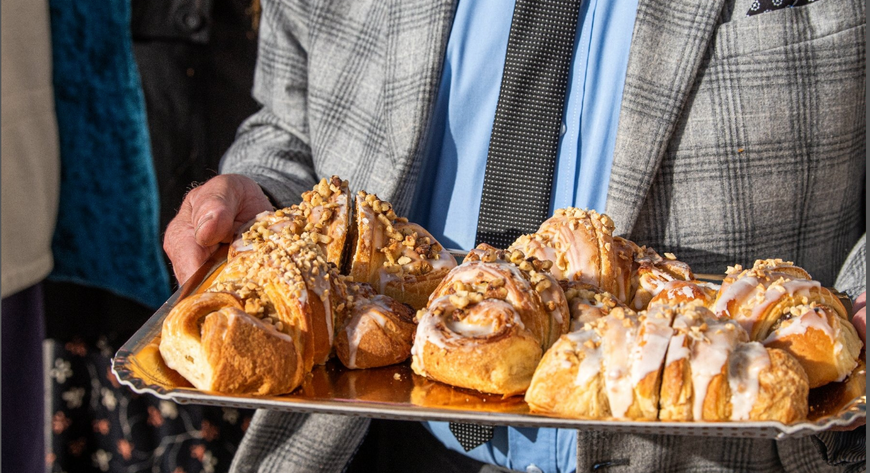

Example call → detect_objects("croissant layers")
526 302 809 423
713 259 861 388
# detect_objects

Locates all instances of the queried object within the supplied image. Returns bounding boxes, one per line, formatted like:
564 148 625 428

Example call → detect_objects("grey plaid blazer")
222 0 866 470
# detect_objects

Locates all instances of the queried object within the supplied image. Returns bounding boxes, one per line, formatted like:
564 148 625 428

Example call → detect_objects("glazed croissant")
410 245 569 396
526 302 809 423
347 191 457 309
713 259 861 387
508 208 700 312
509 208 633 302
334 282 417 369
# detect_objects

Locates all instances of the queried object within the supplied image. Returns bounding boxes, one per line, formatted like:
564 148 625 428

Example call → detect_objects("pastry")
160 231 347 396
711 259 842 340
527 301 809 423
509 208 633 302
647 280 720 308
158 292 303 395
560 281 631 331
525 305 672 420
210 232 347 369
229 176 351 267
710 259 860 387
658 303 808 423
762 303 862 388
334 282 417 369
410 245 568 396
347 191 456 309
628 246 695 311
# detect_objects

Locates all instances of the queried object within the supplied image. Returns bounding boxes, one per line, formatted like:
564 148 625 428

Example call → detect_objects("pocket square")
747 0 817 16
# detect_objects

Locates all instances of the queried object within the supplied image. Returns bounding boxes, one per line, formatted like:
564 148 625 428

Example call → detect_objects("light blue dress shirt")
409 0 639 471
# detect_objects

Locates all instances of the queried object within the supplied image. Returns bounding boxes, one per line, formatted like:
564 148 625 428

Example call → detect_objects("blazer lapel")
383 0 455 216
606 0 727 236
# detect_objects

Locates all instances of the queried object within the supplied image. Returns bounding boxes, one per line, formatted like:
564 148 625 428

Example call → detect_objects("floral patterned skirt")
46 338 253 473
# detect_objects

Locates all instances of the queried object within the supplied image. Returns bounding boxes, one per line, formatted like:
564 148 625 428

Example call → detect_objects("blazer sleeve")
835 234 866 300
219 0 318 207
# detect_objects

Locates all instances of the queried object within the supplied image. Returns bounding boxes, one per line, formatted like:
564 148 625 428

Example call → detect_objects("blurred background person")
42 0 259 471
1 0 60 472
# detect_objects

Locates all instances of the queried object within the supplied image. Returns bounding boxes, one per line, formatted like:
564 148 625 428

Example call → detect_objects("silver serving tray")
112 246 866 439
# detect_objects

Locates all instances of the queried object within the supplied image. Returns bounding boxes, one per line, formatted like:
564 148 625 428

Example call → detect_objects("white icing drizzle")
665 333 690 365
763 306 835 345
344 302 389 368
602 314 637 418
630 312 674 387
714 274 821 337
727 342 769 420
565 330 603 389
685 316 746 420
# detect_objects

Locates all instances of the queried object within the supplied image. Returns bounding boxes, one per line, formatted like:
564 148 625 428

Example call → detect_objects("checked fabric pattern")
474 0 583 249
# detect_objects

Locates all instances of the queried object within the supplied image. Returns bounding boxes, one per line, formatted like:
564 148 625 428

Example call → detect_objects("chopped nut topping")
449 294 470 309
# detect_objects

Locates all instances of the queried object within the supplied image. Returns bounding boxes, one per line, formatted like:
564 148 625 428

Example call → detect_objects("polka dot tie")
458 0 581 452
449 422 496 452
475 0 583 250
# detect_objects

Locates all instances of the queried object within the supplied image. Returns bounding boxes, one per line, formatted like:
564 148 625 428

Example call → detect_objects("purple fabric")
2 284 46 473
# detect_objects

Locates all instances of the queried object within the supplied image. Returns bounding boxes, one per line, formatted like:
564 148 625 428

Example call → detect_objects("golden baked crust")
348 191 456 309
159 292 303 396
335 282 417 369
509 208 632 302
762 304 862 388
411 246 568 395
526 306 672 420
229 176 351 267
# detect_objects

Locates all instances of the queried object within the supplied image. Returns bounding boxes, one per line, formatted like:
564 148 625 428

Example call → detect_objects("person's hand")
851 292 865 345
164 174 273 285
828 291 866 432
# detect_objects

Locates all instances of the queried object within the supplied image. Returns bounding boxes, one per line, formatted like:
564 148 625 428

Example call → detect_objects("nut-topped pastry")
160 230 347 395
509 208 633 302
712 259 848 341
559 281 631 331
348 191 456 309
628 245 695 310
761 303 861 388
210 231 348 370
334 281 417 369
659 302 808 423
525 305 672 420
229 176 351 267
410 245 569 396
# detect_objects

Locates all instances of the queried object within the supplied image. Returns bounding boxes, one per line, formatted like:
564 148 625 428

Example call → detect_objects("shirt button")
560 122 567 136
526 465 543 473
